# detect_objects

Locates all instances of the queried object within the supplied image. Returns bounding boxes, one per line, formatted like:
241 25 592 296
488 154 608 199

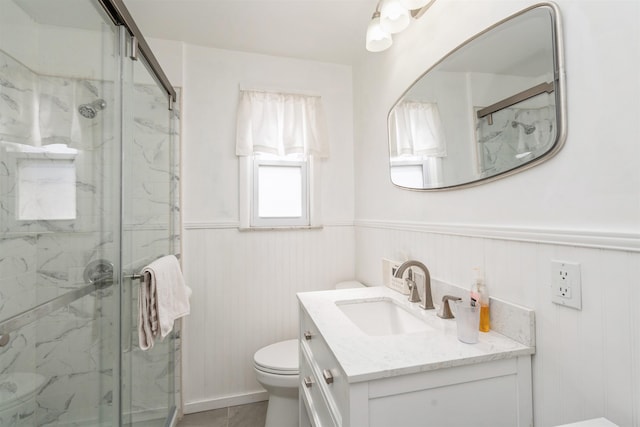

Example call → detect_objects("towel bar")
125 253 181 281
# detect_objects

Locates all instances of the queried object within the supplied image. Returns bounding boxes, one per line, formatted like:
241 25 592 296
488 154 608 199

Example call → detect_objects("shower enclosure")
0 0 181 425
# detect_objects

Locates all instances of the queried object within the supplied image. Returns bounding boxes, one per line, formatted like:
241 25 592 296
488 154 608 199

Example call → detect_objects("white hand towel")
138 255 192 350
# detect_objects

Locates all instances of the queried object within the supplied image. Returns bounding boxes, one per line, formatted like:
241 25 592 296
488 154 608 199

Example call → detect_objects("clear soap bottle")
470 267 490 332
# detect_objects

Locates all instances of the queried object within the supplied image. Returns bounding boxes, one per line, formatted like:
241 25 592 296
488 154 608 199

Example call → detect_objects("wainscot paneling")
181 223 355 412
355 223 639 427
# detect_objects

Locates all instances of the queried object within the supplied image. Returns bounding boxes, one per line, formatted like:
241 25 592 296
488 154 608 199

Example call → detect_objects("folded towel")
138 255 192 350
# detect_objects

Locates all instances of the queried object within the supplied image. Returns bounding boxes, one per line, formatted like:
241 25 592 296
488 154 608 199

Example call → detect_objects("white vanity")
297 286 535 427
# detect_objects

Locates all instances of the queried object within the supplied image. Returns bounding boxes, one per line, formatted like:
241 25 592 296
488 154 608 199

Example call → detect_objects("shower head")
511 121 536 135
78 99 107 119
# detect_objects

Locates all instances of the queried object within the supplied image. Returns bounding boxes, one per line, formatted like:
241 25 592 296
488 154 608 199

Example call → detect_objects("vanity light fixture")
380 0 411 34
365 4 393 52
366 0 436 52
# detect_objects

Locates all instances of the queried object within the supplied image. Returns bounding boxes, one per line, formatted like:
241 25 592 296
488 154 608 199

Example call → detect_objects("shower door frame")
117 23 180 426
103 0 180 424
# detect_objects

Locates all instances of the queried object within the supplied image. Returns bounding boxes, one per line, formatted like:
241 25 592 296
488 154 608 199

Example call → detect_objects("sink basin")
336 298 433 336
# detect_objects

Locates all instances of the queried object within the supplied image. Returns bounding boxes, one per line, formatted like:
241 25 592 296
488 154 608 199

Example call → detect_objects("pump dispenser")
471 267 490 332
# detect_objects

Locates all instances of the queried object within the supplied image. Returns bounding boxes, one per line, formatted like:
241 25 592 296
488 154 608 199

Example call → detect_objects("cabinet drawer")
300 348 337 427
300 309 349 424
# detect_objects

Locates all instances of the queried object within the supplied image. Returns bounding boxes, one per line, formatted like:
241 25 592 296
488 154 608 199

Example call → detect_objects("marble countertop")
297 286 535 383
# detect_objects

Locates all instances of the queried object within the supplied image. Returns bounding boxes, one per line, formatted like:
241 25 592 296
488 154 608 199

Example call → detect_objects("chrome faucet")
393 260 435 310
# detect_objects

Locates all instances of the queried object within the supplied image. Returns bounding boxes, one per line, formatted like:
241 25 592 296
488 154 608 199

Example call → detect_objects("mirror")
388 3 566 190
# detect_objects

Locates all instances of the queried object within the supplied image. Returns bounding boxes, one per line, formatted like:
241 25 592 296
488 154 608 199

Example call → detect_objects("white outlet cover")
551 260 582 310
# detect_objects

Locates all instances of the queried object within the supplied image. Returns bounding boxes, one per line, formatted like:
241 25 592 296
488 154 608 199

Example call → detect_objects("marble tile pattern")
0 47 182 426
476 105 555 176
0 50 116 236
297 286 535 383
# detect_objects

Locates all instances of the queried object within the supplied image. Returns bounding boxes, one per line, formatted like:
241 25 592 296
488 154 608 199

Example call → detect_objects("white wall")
149 41 356 410
354 1 639 426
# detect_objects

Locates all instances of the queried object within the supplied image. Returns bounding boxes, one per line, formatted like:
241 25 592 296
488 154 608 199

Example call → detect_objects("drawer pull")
322 369 334 385
303 331 313 340
303 376 313 388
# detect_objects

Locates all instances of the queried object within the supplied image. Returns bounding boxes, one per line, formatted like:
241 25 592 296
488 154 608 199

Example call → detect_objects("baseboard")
184 391 269 414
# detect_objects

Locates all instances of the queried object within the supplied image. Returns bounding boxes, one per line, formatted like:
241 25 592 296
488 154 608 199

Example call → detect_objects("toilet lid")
254 339 298 374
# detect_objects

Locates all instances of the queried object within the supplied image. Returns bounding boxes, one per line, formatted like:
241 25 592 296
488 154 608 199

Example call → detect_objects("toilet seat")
254 339 298 375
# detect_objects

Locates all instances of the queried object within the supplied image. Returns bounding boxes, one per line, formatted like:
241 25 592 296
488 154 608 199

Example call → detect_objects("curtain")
236 89 329 158
389 100 447 158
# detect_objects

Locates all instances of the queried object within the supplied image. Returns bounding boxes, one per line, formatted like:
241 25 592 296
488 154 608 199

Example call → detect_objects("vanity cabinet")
298 294 534 427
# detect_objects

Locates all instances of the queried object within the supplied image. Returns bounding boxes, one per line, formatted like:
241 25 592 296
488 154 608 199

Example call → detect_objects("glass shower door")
0 0 122 425
120 46 178 426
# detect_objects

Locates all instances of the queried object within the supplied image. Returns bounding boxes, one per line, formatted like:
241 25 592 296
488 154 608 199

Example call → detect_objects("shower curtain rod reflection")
97 0 177 107
477 81 555 125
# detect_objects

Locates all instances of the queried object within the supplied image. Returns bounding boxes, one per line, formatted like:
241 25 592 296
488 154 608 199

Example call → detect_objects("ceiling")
122 0 379 65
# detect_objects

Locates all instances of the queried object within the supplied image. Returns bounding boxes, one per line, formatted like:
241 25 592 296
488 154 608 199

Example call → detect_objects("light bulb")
380 0 410 34
366 13 393 52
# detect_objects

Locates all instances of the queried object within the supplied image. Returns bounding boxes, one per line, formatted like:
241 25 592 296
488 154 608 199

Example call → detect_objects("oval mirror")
388 3 566 190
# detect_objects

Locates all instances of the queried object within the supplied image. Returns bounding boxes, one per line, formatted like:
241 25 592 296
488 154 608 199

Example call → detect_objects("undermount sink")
336 298 433 336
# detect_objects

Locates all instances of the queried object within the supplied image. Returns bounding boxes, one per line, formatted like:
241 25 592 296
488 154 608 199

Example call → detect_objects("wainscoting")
178 217 638 426
354 221 639 427
180 223 355 413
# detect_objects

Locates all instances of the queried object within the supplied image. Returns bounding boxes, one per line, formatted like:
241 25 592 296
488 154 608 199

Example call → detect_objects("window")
236 88 328 229
252 155 308 227
390 157 442 188
239 154 317 228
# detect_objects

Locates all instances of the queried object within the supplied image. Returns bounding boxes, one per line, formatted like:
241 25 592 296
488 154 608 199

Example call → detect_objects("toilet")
253 280 365 427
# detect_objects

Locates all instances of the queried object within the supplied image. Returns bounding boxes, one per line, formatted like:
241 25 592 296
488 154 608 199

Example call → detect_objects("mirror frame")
387 2 567 191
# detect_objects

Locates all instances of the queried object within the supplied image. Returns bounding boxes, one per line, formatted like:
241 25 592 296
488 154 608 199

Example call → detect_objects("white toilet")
253 280 364 427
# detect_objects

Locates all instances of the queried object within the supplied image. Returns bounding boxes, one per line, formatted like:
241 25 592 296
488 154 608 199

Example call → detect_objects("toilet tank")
335 281 365 290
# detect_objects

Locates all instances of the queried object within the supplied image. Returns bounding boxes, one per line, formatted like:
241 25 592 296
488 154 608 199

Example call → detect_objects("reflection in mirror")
388 3 565 190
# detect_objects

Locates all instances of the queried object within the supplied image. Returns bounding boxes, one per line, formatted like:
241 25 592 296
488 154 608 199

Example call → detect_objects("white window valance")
236 89 329 158
389 100 447 158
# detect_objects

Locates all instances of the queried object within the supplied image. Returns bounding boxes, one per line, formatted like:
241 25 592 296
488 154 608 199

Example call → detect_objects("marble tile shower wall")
123 85 182 422
476 105 555 175
0 48 118 426
0 48 181 426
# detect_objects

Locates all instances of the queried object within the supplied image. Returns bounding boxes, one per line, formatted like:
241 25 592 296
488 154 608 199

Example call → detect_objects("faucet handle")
406 269 421 303
438 295 462 319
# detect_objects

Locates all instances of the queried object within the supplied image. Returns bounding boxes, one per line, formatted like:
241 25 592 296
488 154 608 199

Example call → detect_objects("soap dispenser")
470 267 490 332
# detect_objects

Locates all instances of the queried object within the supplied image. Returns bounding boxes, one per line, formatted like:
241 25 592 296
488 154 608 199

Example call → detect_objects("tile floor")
177 402 267 427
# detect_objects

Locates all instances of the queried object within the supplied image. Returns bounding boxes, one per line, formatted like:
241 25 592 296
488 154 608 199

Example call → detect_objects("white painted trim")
184 219 639 251
184 391 268 414
183 220 354 230
355 219 640 252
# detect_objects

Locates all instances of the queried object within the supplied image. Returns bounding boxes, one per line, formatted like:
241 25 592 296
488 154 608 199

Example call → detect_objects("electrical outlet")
382 259 409 295
551 260 582 310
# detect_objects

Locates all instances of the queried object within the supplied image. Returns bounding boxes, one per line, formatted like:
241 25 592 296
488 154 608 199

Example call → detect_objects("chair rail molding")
354 219 640 252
